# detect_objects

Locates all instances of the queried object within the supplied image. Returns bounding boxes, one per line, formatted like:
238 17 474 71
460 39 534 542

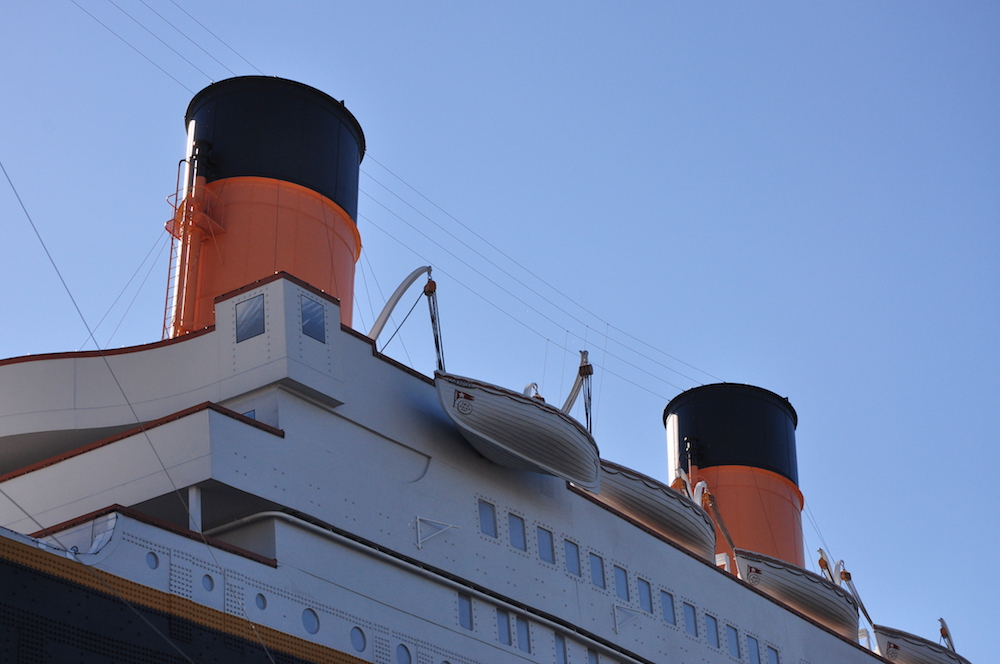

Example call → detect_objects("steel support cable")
166 0 263 74
104 234 170 348
2 158 277 664
366 208 687 391
360 183 706 387
135 0 237 77
362 214 672 402
379 291 423 353
68 0 193 93
79 232 168 350
362 250 414 366
103 0 215 82
364 154 723 383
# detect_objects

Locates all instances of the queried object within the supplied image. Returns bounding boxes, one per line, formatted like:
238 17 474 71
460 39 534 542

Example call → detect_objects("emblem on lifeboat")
454 390 475 414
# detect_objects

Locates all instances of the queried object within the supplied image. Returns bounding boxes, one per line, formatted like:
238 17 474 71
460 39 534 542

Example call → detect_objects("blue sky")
1 3 997 662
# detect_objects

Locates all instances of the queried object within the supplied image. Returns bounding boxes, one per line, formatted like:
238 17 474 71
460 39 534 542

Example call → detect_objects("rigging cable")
166 0 264 75
361 214 672 401
103 233 170 347
68 0 193 93
1 158 201 664
78 231 168 350
1 157 277 664
363 175 707 387
103 0 215 82
364 154 723 383
135 0 238 77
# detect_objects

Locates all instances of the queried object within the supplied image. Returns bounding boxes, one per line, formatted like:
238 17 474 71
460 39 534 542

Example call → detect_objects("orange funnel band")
698 465 804 567
169 176 360 336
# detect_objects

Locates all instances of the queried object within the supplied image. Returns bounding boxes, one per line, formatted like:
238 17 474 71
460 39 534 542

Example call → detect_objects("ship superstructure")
0 77 969 664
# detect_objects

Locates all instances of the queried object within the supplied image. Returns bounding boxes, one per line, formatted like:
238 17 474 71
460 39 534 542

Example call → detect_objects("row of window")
235 293 326 344
476 499 782 663
459 593 605 663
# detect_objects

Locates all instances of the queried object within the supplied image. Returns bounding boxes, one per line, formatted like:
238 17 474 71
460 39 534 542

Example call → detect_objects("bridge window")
515 616 531 653
478 500 497 538
589 553 605 589
497 609 511 645
508 514 526 551
705 614 719 648
660 591 676 625
236 294 264 342
537 527 555 564
683 602 698 637
458 593 473 630
614 565 629 601
638 578 652 612
727 625 740 657
555 634 567 664
301 296 325 342
564 540 581 576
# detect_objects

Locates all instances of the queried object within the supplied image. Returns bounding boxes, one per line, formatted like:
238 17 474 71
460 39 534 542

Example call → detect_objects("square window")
515 616 531 653
235 294 265 342
727 625 740 657
537 527 555 564
683 602 698 637
589 553 605 589
661 591 676 625
458 593 473 630
564 541 581 576
766 646 780 664
497 609 511 645
478 500 497 538
301 296 325 343
508 514 526 551
614 565 629 601
748 636 761 664
638 579 652 613
706 614 719 648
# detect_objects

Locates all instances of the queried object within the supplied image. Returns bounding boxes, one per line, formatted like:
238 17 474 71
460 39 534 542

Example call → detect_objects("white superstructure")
0 273 882 663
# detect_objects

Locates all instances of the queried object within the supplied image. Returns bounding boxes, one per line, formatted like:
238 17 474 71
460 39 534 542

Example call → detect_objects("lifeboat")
592 460 716 560
873 624 972 664
735 548 859 640
435 371 600 491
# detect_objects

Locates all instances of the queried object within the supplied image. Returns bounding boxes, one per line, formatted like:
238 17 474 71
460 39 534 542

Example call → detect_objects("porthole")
202 574 214 591
396 644 411 664
350 626 366 652
302 608 320 634
146 552 159 569
255 593 267 610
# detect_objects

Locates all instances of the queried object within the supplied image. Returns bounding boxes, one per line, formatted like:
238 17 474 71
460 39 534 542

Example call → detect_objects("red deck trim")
212 270 343 307
30 503 278 568
340 324 435 385
0 326 215 368
0 402 284 484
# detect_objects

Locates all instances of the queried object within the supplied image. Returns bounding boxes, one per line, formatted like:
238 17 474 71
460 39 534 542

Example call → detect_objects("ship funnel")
165 76 365 337
664 384 804 567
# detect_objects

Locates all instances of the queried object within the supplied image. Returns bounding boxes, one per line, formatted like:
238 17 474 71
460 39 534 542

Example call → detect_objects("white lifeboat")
435 371 600 491
735 548 860 640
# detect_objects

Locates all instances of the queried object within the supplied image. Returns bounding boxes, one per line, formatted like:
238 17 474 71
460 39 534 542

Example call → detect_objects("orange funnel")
165 77 365 337
665 383 804 568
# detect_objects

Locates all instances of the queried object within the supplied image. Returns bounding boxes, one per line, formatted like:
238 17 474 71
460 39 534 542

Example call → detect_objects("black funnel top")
184 76 365 220
664 383 799 485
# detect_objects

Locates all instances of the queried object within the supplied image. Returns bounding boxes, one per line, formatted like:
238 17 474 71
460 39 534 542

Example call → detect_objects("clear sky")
1 3 997 662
